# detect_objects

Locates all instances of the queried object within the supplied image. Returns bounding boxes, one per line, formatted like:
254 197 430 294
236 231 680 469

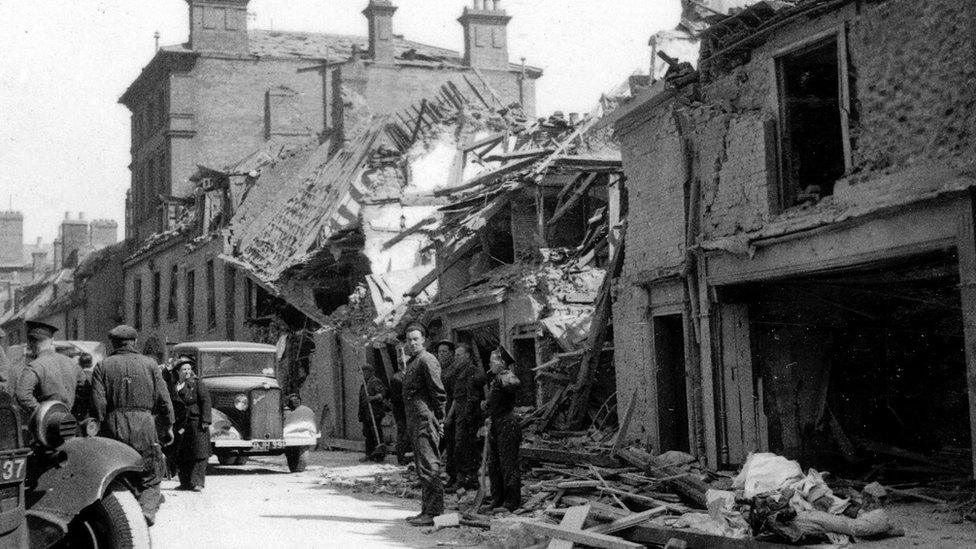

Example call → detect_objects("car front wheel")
59 488 151 548
285 446 310 472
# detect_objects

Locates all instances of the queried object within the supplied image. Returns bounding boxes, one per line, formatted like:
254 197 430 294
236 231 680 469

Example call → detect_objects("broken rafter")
548 172 602 228
432 155 540 197
567 223 627 428
462 132 506 153
381 215 437 251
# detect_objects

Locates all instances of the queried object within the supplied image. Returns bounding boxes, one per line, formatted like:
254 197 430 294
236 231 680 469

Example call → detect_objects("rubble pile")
507 450 908 548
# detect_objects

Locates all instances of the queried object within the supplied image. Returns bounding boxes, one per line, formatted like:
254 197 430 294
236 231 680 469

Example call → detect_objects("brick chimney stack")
186 0 251 54
363 0 398 64
60 212 90 269
459 0 511 70
0 211 23 267
90 219 119 250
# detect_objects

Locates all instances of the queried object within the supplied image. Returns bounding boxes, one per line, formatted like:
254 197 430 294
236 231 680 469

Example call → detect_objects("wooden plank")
547 505 591 549
521 521 642 549
625 523 796 549
548 173 601 227
611 389 639 456
521 446 620 468
462 131 506 153
588 506 667 535
595 487 691 513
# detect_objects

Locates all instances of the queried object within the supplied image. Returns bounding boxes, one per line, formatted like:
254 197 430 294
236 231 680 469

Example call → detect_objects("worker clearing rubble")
401 323 447 527
359 364 389 462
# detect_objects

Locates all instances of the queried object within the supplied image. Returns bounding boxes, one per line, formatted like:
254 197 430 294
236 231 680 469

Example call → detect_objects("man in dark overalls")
435 340 458 489
483 347 522 512
91 325 175 526
450 343 486 490
401 323 446 526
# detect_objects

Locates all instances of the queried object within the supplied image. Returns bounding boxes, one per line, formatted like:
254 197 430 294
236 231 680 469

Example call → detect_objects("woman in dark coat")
170 358 212 491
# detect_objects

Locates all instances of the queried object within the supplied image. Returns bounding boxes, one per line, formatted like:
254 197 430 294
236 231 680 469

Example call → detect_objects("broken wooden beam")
548 172 601 227
548 505 590 549
616 447 709 510
521 446 620 468
587 506 667 535
624 523 796 549
521 520 643 549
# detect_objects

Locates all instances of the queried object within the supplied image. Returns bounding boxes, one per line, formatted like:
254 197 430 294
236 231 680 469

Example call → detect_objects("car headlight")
234 394 249 412
29 401 77 448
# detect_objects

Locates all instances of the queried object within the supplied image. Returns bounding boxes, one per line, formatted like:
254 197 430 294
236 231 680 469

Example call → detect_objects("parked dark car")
0 392 150 548
171 342 319 473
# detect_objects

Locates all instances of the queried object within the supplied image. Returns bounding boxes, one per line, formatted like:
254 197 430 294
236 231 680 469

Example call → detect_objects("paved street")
152 451 469 549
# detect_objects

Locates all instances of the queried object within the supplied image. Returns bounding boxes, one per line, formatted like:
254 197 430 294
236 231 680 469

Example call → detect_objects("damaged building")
611 0 976 483
119 0 539 356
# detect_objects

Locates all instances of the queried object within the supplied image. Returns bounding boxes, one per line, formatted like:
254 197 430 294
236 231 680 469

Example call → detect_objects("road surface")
151 451 475 549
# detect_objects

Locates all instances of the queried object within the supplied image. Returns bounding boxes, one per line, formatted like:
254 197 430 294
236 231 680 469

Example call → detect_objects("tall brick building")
611 0 976 476
120 0 539 243
119 0 540 357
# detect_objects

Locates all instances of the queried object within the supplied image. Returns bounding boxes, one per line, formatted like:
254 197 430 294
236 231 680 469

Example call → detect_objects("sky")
0 0 680 243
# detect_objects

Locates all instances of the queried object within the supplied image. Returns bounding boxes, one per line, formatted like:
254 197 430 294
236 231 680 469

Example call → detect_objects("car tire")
61 488 151 548
216 452 236 466
232 453 248 466
285 446 309 473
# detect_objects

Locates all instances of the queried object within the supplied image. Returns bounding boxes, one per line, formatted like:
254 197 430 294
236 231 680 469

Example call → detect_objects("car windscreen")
200 351 276 377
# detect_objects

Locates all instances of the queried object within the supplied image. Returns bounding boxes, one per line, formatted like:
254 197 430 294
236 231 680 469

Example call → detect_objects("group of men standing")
360 323 524 526
11 320 176 526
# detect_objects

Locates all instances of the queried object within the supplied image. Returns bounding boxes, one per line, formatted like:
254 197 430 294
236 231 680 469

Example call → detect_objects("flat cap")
26 320 58 341
108 324 139 340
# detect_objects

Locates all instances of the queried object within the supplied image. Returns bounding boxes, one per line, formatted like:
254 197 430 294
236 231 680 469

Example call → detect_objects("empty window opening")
167 265 179 321
654 314 690 453
206 259 216 330
151 271 161 326
186 270 196 335
777 37 847 208
511 337 539 407
133 277 143 330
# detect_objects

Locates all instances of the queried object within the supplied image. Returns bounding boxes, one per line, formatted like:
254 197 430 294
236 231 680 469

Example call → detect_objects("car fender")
26 437 142 536
283 405 318 439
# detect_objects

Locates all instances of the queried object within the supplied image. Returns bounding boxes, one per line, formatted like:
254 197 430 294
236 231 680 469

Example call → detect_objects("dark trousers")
363 414 385 460
488 413 522 511
443 420 456 483
455 413 482 487
410 413 444 516
393 412 411 465
176 420 210 488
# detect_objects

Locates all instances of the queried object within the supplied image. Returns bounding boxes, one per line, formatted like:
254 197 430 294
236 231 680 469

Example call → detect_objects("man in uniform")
15 320 86 415
358 364 388 462
401 323 447 526
449 343 486 490
91 325 174 526
483 348 522 513
435 340 458 489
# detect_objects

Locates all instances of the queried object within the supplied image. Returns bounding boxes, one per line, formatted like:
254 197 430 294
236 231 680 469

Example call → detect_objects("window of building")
151 271 161 326
71 317 79 340
206 259 216 330
167 265 179 321
775 31 850 210
186 270 196 335
133 277 143 330
244 277 254 320
224 265 236 340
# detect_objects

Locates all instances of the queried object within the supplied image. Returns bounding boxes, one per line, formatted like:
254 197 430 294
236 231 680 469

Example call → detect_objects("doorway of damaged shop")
714 250 972 487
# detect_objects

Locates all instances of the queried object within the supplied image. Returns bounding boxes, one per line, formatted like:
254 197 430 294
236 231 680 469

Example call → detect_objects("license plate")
0 457 26 484
251 440 285 451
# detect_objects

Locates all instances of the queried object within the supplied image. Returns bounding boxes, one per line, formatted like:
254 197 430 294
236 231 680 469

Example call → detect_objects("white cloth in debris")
733 452 804 498
788 469 850 515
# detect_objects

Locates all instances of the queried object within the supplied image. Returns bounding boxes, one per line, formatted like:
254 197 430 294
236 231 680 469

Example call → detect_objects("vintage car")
170 341 320 472
0 391 150 548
